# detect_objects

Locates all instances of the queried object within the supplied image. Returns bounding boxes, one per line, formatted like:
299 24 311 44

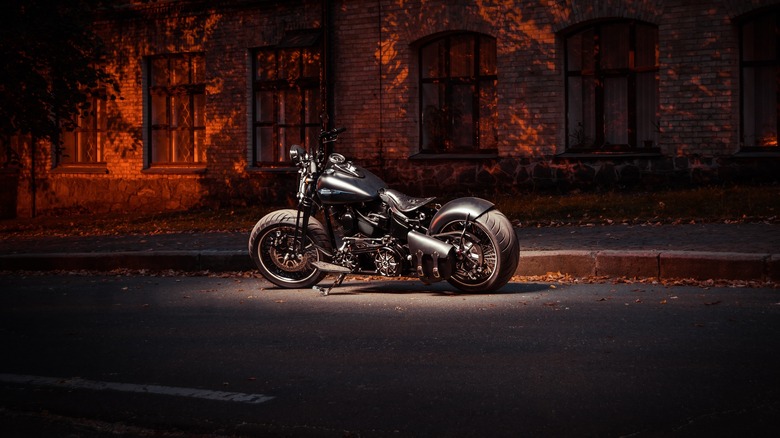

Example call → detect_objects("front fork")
292 200 313 256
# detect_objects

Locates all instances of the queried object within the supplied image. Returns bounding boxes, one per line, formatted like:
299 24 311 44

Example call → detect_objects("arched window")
565 21 659 151
740 10 779 149
419 33 497 154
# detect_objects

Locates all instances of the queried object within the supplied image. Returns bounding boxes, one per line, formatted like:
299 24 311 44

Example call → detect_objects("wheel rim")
440 220 499 287
257 224 320 284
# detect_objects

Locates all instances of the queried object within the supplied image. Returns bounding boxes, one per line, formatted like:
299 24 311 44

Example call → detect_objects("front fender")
428 197 494 235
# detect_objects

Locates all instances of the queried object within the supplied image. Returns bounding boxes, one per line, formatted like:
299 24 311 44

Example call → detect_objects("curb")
518 250 777 282
2 250 777 283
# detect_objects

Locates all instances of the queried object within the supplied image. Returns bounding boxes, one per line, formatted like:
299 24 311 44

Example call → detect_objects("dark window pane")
603 76 628 144
422 83 445 151
635 24 659 68
256 51 277 80
305 126 319 149
741 11 779 148
480 37 497 75
451 84 474 150
567 76 596 148
566 33 582 71
151 92 167 126
743 66 778 146
193 93 205 127
192 55 206 83
421 40 445 79
256 91 274 123
278 127 292 158
282 91 301 125
636 71 659 147
743 14 777 62
303 49 320 79
450 35 475 77
151 58 169 87
257 127 275 162
152 129 169 162
170 57 189 86
305 88 320 124
171 95 191 128
279 49 301 81
600 23 630 70
173 129 192 162
60 131 76 164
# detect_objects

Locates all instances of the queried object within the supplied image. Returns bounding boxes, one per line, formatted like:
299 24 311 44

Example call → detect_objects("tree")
0 0 117 145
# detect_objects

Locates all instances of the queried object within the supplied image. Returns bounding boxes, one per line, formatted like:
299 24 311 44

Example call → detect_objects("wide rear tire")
439 208 519 293
248 209 331 289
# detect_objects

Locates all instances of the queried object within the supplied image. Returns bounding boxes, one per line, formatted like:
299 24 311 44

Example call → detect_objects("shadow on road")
327 279 552 296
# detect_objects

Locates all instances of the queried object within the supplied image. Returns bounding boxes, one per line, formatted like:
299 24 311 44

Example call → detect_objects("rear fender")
428 197 494 235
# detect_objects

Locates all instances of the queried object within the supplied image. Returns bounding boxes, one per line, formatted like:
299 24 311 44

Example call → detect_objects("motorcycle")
248 127 519 295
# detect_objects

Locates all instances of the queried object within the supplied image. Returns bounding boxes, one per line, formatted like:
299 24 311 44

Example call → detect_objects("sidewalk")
1 222 778 283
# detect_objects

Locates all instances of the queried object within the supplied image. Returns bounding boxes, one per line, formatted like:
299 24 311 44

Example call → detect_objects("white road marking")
0 373 274 404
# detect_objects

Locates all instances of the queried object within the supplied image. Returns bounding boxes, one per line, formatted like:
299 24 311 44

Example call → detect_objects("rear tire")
440 208 519 293
248 209 331 289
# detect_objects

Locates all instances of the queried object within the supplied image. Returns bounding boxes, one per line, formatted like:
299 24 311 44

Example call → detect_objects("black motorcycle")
249 127 519 295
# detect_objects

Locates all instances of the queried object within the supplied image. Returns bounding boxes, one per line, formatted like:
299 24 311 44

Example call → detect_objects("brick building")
3 0 779 217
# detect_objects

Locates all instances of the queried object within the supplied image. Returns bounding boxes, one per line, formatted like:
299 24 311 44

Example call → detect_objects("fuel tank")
316 160 387 204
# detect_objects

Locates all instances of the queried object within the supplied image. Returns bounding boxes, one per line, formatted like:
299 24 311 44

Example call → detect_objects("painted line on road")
0 373 274 404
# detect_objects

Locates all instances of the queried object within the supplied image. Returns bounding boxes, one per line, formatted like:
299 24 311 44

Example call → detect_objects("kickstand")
313 273 347 296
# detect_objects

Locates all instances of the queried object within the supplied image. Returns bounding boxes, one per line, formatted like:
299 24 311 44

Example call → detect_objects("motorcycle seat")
379 188 436 213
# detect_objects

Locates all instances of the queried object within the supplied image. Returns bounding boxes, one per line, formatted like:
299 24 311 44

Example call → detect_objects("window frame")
563 20 660 153
739 10 779 151
145 53 206 168
417 32 498 155
251 33 322 168
56 90 107 170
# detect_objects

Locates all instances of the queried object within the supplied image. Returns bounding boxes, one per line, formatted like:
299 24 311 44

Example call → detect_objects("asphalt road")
1 273 779 437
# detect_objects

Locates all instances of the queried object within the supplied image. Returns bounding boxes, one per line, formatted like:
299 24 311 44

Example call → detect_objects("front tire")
439 208 519 293
248 209 331 289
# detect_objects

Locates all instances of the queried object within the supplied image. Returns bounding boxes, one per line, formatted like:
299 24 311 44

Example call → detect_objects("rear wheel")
248 209 331 289
439 209 519 293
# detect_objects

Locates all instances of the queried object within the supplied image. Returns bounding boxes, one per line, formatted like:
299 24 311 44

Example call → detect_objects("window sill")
246 166 297 173
556 150 662 159
52 164 109 174
409 152 499 160
733 149 780 158
142 165 207 175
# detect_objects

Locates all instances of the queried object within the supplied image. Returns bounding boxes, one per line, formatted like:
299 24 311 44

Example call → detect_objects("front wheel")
248 209 331 289
438 209 519 293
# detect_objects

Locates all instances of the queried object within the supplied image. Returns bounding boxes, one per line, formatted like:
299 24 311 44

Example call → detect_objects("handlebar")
319 127 346 141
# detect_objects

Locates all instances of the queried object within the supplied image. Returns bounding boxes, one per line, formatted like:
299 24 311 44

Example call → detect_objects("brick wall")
9 0 780 217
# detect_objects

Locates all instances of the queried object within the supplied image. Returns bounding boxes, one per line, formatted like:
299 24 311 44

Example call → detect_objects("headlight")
289 144 305 164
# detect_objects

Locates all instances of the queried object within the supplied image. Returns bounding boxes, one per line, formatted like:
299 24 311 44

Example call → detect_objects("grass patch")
1 185 777 237
495 185 780 225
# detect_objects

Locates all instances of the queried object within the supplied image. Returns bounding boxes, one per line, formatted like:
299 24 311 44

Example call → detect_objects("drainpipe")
322 0 333 129
30 135 36 217
376 0 385 175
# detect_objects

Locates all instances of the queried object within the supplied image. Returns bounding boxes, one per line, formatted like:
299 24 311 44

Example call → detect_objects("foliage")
0 0 117 143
